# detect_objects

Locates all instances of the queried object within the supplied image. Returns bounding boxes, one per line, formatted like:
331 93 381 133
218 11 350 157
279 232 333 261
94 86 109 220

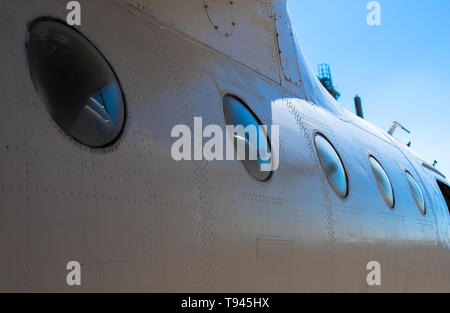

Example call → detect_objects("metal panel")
0 0 449 293
273 0 302 86
123 0 281 83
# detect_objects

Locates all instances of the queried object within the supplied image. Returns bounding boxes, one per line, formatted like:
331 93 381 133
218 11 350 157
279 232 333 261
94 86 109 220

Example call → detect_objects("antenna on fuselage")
388 121 410 136
354 95 364 119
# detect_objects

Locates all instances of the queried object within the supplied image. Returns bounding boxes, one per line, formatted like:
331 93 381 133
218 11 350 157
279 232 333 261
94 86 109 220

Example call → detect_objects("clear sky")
287 0 450 177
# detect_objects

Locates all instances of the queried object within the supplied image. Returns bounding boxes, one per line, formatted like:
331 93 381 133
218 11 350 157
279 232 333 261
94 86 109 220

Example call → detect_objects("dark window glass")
314 134 348 198
369 156 395 208
437 180 450 214
223 95 272 182
27 19 125 147
406 171 426 215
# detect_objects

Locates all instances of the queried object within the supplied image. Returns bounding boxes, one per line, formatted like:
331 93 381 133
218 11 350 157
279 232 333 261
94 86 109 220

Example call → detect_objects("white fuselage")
0 0 449 292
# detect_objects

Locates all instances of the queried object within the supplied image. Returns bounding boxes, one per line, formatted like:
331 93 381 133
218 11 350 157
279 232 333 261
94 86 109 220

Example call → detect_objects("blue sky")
287 0 450 177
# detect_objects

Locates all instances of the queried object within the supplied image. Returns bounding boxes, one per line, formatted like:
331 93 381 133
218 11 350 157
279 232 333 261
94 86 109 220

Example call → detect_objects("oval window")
314 134 348 198
223 95 272 182
369 156 395 208
27 19 125 147
406 171 426 215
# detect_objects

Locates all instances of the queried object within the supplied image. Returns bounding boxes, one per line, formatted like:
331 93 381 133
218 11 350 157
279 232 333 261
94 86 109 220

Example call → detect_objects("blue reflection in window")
369 156 395 208
314 134 348 198
27 19 125 147
406 171 426 215
223 95 271 182
91 83 121 124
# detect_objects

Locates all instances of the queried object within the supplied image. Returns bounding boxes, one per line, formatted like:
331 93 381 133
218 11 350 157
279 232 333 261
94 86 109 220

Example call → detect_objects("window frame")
222 94 273 182
405 170 426 215
368 155 395 209
26 17 127 148
313 132 349 199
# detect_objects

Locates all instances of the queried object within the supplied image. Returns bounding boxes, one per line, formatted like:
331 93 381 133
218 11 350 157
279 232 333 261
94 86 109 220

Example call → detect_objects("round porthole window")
223 95 272 182
406 171 426 215
314 133 348 198
26 19 125 147
369 156 395 208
